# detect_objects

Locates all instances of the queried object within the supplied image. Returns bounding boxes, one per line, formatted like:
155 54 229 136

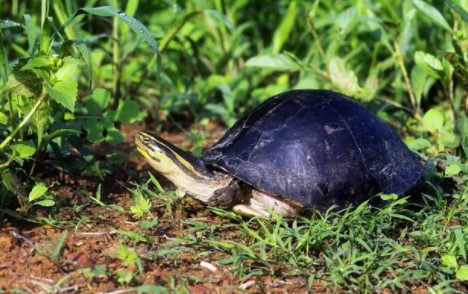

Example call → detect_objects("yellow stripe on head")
136 132 205 178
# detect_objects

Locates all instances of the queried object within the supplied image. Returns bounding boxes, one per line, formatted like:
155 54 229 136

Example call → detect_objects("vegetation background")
0 0 468 293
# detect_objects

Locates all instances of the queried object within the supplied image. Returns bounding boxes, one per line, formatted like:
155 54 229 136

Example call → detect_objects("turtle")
136 89 424 217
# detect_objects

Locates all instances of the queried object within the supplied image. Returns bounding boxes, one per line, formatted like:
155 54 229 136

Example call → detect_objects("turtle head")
135 131 235 204
136 131 208 177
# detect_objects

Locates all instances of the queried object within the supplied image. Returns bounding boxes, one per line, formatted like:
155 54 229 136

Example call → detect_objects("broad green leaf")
29 183 48 202
83 119 105 142
456 117 468 158
422 109 444 133
456 265 468 280
34 199 55 207
441 254 458 268
328 57 361 96
413 0 453 32
12 141 36 158
105 127 125 144
335 7 358 36
411 65 427 107
0 112 7 124
113 100 140 123
407 138 431 150
445 164 461 177
441 133 460 148
46 79 78 112
414 51 444 78
445 0 468 24
272 1 297 54
22 55 50 70
5 66 42 97
86 88 111 116
245 54 302 71
55 56 82 80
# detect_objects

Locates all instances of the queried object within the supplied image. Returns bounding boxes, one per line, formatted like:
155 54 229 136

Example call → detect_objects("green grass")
1 0 468 293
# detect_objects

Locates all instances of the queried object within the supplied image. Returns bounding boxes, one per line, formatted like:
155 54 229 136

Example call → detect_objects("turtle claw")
208 180 245 209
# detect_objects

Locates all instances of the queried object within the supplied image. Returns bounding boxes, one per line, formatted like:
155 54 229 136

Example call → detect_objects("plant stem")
112 4 122 103
392 38 419 119
307 18 328 69
0 159 11 170
0 92 48 152
447 80 455 121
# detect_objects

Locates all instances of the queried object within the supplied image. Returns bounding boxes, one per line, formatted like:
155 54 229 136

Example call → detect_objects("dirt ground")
0 123 328 294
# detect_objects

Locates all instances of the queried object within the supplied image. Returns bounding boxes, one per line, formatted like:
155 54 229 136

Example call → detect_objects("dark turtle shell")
201 90 423 210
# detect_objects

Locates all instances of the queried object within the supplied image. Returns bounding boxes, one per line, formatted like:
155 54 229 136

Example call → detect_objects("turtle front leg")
207 179 248 208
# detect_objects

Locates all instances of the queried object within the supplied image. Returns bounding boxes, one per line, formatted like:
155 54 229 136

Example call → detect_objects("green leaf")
445 164 461 177
272 1 297 54
204 10 234 30
24 14 38 55
83 119 105 143
34 199 55 207
133 285 169 294
55 57 82 80
245 54 302 71
380 194 399 201
441 254 458 268
411 65 427 107
0 112 8 124
86 88 111 116
5 66 43 98
328 57 361 96
441 133 460 148
456 117 468 158
29 183 48 202
105 127 125 144
12 141 36 158
413 0 453 32
422 109 444 133
113 100 140 123
335 7 358 36
445 0 468 24
407 138 431 150
141 219 158 230
32 102 51 146
22 55 50 70
456 265 468 280
46 79 78 112
0 19 21 28
1 170 27 198
415 51 444 78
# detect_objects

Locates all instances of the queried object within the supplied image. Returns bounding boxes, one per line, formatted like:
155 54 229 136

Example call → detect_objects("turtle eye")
143 136 151 144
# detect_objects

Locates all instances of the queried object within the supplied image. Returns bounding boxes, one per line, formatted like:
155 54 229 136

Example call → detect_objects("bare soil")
0 123 322 294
